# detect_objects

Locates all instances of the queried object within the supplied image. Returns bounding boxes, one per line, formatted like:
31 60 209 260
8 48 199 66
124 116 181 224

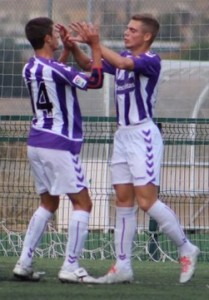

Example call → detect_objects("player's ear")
144 32 152 43
44 34 52 44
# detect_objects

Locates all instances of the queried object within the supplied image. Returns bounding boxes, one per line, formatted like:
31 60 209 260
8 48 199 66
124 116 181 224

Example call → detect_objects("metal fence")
0 116 209 261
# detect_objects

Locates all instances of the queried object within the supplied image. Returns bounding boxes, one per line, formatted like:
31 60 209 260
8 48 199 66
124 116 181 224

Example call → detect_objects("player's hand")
55 23 75 50
69 22 100 46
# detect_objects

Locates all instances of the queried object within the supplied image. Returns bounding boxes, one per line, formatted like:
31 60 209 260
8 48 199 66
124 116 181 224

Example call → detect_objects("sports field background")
1 1 209 299
0 257 209 300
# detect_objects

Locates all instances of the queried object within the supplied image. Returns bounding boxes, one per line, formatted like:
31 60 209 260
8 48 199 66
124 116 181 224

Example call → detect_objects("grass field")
0 257 208 300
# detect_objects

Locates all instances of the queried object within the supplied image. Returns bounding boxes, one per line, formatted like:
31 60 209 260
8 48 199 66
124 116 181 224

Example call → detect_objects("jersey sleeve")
49 62 89 90
131 53 161 77
51 62 103 90
102 59 116 75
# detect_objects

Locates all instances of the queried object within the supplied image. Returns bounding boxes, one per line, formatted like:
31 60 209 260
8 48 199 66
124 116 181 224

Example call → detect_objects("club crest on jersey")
73 75 87 88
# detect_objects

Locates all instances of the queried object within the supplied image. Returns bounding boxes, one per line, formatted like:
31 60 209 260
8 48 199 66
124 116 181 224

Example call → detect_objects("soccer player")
67 14 200 284
13 17 103 283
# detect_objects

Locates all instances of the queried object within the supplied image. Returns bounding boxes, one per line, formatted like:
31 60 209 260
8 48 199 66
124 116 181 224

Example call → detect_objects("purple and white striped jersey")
23 56 91 154
102 50 161 126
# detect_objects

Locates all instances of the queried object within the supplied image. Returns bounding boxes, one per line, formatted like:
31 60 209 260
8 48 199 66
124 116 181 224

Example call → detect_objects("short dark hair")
25 17 53 50
132 14 160 44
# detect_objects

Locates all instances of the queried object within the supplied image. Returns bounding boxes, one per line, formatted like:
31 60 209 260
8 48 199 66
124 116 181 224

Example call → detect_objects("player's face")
124 20 149 50
50 26 60 50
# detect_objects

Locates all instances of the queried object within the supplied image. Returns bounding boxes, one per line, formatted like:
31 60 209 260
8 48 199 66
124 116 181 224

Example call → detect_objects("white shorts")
27 146 88 195
110 120 163 186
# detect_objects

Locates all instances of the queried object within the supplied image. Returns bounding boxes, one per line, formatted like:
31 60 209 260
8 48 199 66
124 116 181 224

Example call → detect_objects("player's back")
23 56 83 142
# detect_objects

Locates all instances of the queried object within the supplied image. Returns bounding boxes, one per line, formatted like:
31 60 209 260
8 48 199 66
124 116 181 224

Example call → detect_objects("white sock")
115 206 137 270
63 210 89 271
147 200 194 256
20 206 52 266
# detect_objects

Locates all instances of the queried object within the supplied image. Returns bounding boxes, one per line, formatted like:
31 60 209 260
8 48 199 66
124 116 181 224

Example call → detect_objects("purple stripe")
24 60 36 116
124 73 130 125
35 64 50 129
116 100 119 124
134 75 147 120
120 217 125 254
146 65 161 117
52 71 69 136
72 88 83 139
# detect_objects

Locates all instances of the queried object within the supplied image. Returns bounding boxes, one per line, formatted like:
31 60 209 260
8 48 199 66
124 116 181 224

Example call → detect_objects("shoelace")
180 256 192 273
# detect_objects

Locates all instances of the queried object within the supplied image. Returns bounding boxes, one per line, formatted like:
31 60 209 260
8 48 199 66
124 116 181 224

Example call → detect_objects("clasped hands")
55 22 100 49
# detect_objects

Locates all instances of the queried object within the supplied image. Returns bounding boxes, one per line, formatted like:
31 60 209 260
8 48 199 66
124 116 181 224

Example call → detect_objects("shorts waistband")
118 119 154 130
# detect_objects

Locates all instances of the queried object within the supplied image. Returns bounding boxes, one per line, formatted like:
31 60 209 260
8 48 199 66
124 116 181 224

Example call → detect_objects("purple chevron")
75 166 82 173
146 146 152 152
142 129 151 136
119 254 126 260
76 184 85 188
28 247 33 258
146 153 153 160
150 177 156 183
146 161 154 168
77 175 84 182
72 156 79 164
147 170 154 176
68 255 77 264
144 137 152 143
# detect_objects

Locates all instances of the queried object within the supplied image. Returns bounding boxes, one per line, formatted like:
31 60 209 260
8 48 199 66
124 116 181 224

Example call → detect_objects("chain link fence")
0 0 209 116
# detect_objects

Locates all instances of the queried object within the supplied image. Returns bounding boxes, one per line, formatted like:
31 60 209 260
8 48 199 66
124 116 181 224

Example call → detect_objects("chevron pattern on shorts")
142 129 155 182
72 155 85 188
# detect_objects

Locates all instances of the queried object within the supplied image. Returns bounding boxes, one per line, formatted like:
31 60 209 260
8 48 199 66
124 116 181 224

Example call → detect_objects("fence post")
47 0 53 19
148 122 162 261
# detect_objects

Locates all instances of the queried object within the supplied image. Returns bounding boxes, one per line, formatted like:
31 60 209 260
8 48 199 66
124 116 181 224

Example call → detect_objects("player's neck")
35 48 54 60
131 45 151 56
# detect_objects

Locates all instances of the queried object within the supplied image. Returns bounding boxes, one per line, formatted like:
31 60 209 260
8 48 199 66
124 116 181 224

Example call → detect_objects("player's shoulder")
143 51 161 60
140 51 161 67
33 56 72 71
120 50 131 57
121 50 160 61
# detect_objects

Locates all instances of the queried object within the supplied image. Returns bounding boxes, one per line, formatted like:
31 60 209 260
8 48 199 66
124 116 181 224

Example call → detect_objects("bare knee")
40 192 60 213
134 184 158 212
138 198 154 212
114 184 135 207
68 188 92 212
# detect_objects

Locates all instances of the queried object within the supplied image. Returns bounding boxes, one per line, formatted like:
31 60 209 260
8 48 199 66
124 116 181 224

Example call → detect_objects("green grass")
0 257 208 300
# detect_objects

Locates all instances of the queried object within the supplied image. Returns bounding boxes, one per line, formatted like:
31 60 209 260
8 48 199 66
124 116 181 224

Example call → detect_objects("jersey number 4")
36 81 53 113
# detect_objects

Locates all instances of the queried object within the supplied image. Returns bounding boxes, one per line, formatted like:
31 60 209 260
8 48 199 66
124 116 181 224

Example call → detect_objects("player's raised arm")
70 22 134 71
100 44 134 70
56 23 91 70
69 22 103 89
55 23 73 63
69 23 92 71
70 43 92 71
85 23 103 89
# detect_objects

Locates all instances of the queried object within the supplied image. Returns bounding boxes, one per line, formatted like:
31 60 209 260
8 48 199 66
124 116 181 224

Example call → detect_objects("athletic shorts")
110 120 163 186
27 146 87 195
